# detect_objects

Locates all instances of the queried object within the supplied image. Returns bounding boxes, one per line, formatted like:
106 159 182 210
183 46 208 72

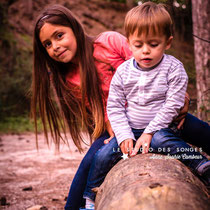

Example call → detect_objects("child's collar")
133 55 164 71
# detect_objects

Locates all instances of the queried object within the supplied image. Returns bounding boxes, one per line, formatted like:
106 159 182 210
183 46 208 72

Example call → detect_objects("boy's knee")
151 129 169 148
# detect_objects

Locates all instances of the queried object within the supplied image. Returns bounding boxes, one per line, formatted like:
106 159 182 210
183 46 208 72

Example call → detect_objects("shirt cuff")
116 132 136 145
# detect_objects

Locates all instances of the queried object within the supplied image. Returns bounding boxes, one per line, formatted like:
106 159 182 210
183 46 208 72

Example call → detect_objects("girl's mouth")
58 49 67 58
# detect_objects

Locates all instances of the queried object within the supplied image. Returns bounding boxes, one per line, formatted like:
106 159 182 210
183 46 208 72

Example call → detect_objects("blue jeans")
181 113 210 154
64 131 109 210
83 125 208 201
65 113 210 209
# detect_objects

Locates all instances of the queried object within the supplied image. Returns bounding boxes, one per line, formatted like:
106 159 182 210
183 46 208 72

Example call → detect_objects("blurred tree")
170 0 193 42
126 0 135 9
0 2 32 119
191 0 210 121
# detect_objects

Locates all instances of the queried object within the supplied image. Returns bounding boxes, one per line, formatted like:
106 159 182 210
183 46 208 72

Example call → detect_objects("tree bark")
191 0 210 121
95 154 209 210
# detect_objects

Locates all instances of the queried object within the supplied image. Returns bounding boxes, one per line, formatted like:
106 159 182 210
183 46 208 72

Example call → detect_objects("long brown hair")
32 5 105 152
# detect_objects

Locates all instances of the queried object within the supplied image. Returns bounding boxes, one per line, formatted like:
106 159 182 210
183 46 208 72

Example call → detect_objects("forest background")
0 0 209 209
0 0 204 133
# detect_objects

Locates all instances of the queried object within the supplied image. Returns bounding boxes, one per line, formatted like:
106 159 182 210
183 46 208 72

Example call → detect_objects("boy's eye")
134 44 142 48
150 43 159 47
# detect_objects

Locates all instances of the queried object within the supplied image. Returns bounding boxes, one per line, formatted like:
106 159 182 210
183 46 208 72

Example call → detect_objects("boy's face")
128 30 173 69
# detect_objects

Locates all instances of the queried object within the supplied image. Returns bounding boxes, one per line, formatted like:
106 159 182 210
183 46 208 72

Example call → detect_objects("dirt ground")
0 133 89 210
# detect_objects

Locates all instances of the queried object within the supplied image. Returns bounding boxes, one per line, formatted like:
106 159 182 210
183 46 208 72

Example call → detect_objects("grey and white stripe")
107 54 188 145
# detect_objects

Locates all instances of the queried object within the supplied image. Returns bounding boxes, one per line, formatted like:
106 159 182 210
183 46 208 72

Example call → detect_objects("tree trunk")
191 0 210 121
95 154 209 210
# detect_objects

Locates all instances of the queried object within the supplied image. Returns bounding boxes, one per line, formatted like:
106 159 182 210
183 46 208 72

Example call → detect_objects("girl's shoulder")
95 31 127 47
96 31 125 38
93 31 132 63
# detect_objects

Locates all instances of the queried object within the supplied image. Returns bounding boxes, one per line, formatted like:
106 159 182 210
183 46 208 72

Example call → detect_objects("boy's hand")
130 133 152 157
120 138 133 156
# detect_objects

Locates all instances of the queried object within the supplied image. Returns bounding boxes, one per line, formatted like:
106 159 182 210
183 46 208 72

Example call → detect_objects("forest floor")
0 133 89 210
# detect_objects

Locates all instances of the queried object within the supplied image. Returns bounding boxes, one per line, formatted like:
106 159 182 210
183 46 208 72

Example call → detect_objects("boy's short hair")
124 2 173 39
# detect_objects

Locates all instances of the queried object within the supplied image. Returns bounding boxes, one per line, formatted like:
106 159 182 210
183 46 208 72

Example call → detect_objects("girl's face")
39 23 77 63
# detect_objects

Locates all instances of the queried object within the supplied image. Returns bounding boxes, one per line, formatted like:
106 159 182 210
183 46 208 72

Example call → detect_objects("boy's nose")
142 44 150 54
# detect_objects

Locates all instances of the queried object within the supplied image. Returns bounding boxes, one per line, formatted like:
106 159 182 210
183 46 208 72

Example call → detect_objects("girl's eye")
44 41 51 48
57 33 63 39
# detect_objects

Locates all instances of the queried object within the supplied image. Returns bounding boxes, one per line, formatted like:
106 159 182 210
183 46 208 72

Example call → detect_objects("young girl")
32 4 210 210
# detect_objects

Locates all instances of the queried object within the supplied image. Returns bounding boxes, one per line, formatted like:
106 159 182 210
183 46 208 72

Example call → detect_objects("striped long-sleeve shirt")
107 54 188 145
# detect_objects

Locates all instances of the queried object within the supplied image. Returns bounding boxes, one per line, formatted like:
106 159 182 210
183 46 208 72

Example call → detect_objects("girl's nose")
52 42 60 51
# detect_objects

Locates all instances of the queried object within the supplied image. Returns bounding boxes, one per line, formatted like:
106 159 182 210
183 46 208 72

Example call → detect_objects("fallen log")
95 153 209 210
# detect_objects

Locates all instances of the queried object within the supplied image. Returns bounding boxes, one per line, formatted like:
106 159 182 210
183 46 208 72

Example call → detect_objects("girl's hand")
173 92 190 129
120 139 133 156
104 133 115 144
104 120 115 144
130 133 153 157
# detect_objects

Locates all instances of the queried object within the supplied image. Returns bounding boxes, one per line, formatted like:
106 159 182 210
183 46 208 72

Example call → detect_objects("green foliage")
176 0 186 4
0 116 43 134
0 2 32 120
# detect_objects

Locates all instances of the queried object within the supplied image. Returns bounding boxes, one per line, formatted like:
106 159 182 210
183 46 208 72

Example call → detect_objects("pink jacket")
66 31 132 121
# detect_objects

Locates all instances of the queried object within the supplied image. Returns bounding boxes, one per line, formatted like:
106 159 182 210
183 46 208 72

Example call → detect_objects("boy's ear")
166 36 173 50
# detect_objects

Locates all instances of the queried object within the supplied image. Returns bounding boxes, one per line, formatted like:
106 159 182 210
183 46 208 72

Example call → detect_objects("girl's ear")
165 36 173 50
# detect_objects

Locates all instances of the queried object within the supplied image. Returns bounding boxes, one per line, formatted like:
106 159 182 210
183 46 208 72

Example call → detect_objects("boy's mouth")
142 58 152 63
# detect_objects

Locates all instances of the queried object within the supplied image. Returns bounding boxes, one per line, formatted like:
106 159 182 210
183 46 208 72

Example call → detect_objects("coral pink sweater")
66 31 132 121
